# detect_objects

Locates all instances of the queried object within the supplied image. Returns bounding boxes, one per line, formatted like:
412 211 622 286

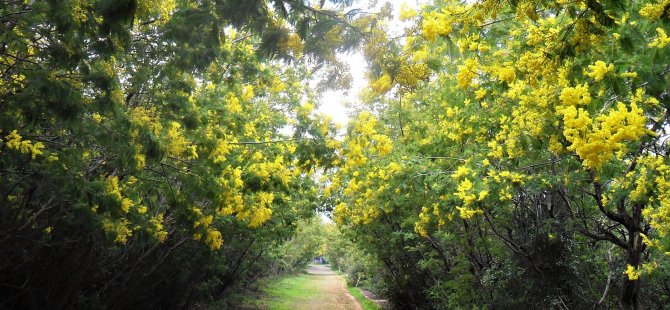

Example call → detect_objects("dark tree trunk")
618 246 641 309
619 203 645 310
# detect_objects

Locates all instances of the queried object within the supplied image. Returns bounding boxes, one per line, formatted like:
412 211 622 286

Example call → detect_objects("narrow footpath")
253 264 362 310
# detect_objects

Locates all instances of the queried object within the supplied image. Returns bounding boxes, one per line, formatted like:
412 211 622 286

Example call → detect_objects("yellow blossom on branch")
586 61 614 81
370 74 393 95
560 84 591 106
4 130 45 160
422 11 453 41
649 28 670 48
399 3 418 21
625 264 642 280
457 58 478 89
639 0 670 20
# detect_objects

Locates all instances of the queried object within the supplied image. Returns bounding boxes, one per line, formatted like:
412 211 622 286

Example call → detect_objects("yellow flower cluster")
493 66 516 84
395 63 430 88
572 19 604 52
194 213 213 229
515 0 538 20
210 137 234 164
524 18 561 48
452 165 472 179
560 84 592 106
102 216 132 244
456 33 491 54
640 0 670 20
104 176 136 214
241 85 254 101
370 74 392 95
456 206 481 220
625 264 642 281
456 179 476 206
447 164 490 219
71 0 91 23
586 61 614 81
642 159 670 239
371 134 393 156
333 202 349 225
415 208 431 237
148 214 168 242
270 77 286 93
216 166 245 216
561 103 650 170
649 28 670 48
399 3 418 21
4 130 45 159
630 167 649 202
225 92 242 114
129 106 163 134
516 51 556 80
454 179 486 219
164 121 189 156
192 208 223 251
343 112 393 167
204 229 223 251
237 191 274 228
416 202 448 237
493 170 526 184
457 58 478 89
422 11 453 41
297 102 315 118
0 72 26 95
136 0 176 23
280 33 303 55
247 156 292 186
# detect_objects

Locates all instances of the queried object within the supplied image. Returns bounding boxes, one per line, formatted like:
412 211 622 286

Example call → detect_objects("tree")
327 0 670 308
0 0 368 308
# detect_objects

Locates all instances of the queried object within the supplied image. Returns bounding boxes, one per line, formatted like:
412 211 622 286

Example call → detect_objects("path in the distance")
277 264 362 310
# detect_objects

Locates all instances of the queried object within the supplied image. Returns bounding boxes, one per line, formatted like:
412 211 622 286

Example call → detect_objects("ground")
251 264 362 310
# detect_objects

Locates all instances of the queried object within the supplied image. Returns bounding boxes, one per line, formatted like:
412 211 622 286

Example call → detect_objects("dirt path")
304 265 362 310
254 264 362 310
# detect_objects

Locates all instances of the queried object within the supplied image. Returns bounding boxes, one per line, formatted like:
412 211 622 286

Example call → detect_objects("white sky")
316 53 365 131
315 1 422 133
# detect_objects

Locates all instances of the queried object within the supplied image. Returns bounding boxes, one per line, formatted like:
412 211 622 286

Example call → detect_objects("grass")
246 265 366 310
248 274 319 309
265 274 320 306
347 286 382 310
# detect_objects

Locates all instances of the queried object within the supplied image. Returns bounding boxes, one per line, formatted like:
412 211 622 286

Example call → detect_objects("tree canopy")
0 0 369 308
325 0 670 309
2 0 670 309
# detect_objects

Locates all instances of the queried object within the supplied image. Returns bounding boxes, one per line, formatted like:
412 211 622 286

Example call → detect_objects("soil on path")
255 264 362 310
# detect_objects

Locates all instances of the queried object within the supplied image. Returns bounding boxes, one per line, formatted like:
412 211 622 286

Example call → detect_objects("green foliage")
0 0 368 308
7 0 670 309
326 0 670 309
270 218 330 272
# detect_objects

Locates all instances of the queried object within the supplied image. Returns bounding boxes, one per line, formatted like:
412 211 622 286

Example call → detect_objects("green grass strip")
258 274 321 309
347 286 382 310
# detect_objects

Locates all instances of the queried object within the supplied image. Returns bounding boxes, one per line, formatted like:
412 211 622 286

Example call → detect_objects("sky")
315 53 365 131
315 1 422 133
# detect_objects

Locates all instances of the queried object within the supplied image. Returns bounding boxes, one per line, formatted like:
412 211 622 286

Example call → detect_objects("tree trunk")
618 253 641 309
618 214 644 310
